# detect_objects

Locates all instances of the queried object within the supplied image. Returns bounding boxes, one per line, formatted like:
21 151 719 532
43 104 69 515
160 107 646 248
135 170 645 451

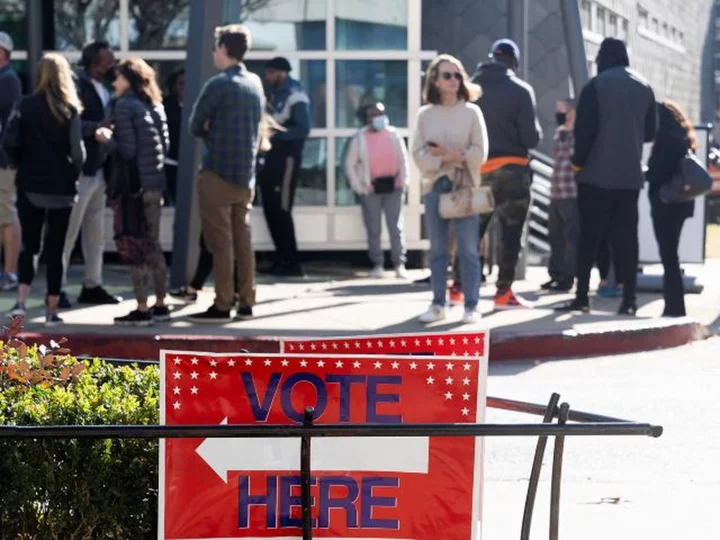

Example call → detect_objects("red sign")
160 350 485 539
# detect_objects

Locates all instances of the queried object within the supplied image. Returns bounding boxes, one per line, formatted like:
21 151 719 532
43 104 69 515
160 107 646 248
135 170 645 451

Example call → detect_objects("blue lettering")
281 373 328 422
319 476 359 528
241 372 281 422
366 376 402 423
361 477 399 529
238 476 277 529
279 475 317 528
326 375 366 422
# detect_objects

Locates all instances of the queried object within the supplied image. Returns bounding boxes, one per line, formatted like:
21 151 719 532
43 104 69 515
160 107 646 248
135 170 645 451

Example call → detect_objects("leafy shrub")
0 318 159 539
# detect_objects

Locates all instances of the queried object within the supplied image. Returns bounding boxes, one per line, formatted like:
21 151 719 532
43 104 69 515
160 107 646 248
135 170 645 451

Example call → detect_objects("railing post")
520 392 561 540
301 407 315 540
550 403 570 540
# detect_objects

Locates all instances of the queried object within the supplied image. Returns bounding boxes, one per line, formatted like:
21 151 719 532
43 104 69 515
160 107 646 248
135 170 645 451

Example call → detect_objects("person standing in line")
557 38 657 315
646 101 697 317
471 39 542 309
59 41 120 308
541 98 578 292
0 32 22 293
259 56 311 277
163 67 184 205
95 58 169 327
1 54 85 326
345 101 410 279
412 54 488 324
187 24 264 323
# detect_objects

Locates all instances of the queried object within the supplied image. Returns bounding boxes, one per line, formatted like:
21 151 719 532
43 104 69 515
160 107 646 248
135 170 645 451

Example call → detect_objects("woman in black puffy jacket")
646 101 696 317
96 57 170 327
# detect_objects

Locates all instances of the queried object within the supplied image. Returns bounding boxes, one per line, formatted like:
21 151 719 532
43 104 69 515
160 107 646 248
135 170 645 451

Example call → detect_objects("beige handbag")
438 166 494 219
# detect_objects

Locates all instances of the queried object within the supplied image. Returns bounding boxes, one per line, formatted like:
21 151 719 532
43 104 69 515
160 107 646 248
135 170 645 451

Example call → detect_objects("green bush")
0 325 159 540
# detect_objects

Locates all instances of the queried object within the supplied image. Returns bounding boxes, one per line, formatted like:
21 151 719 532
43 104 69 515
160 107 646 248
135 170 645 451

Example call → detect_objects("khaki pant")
197 169 255 311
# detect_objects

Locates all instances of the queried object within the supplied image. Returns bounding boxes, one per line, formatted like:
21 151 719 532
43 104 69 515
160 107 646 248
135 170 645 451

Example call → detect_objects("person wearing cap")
469 38 542 310
0 31 22 293
557 38 657 316
259 56 311 277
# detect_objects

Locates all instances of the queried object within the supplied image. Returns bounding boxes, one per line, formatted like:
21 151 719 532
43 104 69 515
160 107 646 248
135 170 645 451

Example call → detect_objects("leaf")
71 364 85 377
17 361 29 372
42 354 55 368
17 343 28 359
60 367 71 381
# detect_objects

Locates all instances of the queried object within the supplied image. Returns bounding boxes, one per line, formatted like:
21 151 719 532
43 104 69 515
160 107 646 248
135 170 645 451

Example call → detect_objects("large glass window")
295 138 328 205
335 0 407 50
52 0 121 50
580 0 591 31
129 0 190 50
0 1 26 50
336 61 407 128
335 136 356 206
240 0 326 51
246 59 327 129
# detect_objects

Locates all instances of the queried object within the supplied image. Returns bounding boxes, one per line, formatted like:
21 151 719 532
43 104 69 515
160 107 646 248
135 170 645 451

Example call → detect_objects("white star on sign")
298 344 305 351
426 376 435 385
462 393 471 401
209 371 218 380
353 361 361 368
425 338 432 346
474 336 481 344
317 360 325 367
414 339 421 346
463 351 470 357
446 362 454 371
449 338 456 345
335 360 344 368
445 377 454 385
374 361 382 369
288 344 295 351
191 358 199 365
281 360 289 367
401 340 407 347
462 377 471 386
191 386 198 395
300 360 308 367
343 343 350 349
409 362 418 370
354 341 361 348
445 392 453 400
173 357 181 365
391 361 400 369
438 338 444 346
311 343 317 350
461 407 470 416
173 402 181 410
333 343 340 350
427 362 435 370
190 372 199 380
377 340 383 348
173 372 181 380
173 387 180 395
245 359 253 366
210 360 217 367
463 363 472 371
228 360 236 367
366 341 374 348
389 340 396 347
322 343 328 350
463 337 469 345
264 359 272 366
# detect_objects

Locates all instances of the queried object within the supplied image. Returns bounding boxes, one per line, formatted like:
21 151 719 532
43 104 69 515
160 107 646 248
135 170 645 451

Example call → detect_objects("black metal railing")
0 393 662 540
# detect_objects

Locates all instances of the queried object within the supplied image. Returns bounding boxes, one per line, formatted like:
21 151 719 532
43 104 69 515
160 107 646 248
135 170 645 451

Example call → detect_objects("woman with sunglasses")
412 54 488 324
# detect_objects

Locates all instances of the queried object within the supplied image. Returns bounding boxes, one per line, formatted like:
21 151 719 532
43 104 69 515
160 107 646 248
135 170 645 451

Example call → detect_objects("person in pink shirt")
344 102 410 279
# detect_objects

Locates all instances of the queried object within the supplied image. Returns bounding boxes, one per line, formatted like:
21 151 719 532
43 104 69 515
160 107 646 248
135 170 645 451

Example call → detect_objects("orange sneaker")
448 284 465 306
494 289 533 310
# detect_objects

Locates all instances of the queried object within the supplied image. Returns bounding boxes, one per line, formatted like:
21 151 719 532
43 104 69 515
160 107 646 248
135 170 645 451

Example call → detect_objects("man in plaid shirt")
188 24 264 323
542 98 578 292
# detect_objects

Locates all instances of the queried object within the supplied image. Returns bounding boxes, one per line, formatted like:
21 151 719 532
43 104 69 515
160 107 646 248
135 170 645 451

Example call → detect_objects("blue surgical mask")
371 115 389 131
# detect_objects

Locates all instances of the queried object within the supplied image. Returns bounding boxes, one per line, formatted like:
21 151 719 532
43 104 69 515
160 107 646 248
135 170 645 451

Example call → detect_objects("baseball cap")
489 38 520 61
0 32 14 54
266 57 292 72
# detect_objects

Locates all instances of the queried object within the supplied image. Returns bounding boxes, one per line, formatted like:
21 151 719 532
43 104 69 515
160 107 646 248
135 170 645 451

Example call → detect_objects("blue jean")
423 177 481 309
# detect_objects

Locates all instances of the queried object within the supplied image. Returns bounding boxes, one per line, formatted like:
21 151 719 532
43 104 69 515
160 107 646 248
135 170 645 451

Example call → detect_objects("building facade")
0 0 714 254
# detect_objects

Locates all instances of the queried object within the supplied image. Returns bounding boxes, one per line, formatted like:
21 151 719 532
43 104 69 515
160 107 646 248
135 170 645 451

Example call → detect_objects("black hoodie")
472 61 542 162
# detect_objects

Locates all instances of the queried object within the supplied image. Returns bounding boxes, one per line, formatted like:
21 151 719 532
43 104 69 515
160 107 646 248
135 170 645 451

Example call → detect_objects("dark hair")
356 101 385 124
166 68 185 94
215 24 252 62
596 38 629 73
422 54 481 105
117 57 163 105
662 100 698 150
81 41 110 70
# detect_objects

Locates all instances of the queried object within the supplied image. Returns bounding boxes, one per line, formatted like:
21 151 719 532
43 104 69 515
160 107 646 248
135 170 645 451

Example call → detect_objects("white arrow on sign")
195 418 430 483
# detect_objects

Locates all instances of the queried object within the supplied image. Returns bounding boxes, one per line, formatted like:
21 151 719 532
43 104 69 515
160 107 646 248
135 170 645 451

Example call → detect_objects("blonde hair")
35 53 83 122
423 54 482 105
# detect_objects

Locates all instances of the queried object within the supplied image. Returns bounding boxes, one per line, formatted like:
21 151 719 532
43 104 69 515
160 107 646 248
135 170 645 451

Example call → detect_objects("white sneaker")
395 265 409 279
369 265 384 279
419 304 447 323
462 308 481 324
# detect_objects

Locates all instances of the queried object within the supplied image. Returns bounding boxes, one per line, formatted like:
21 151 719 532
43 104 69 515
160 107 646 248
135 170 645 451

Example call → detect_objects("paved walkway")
4 260 718 360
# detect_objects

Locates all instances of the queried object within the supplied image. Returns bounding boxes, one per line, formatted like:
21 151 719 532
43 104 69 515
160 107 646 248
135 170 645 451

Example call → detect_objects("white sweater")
344 127 410 195
411 100 489 194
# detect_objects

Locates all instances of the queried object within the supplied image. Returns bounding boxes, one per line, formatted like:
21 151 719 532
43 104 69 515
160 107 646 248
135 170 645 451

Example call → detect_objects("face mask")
371 115 389 131
555 112 567 126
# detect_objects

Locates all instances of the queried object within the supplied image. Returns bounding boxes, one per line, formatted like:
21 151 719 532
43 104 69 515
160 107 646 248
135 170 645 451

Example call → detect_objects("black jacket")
75 69 110 176
646 104 694 218
163 94 182 161
471 62 542 159
6 94 85 196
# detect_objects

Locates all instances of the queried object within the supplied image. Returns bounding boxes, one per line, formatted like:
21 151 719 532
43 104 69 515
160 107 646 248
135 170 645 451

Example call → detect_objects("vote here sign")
160 350 485 540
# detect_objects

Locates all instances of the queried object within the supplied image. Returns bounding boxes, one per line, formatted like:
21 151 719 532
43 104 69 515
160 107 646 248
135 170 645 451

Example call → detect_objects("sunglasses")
439 72 463 81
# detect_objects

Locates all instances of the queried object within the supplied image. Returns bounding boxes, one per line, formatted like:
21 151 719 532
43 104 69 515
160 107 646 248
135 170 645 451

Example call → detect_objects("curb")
20 319 710 363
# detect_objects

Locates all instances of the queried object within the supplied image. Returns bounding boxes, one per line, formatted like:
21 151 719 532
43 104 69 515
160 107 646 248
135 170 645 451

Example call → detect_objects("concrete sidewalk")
4 260 718 361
